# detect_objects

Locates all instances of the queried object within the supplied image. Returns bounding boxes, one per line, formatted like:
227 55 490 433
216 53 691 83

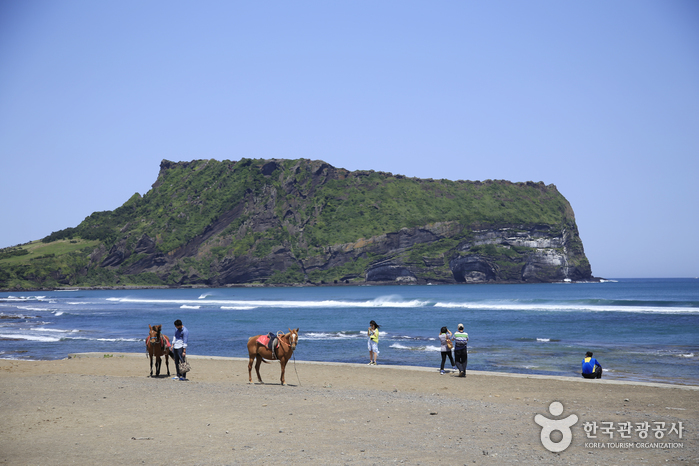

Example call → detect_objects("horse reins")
276 331 289 353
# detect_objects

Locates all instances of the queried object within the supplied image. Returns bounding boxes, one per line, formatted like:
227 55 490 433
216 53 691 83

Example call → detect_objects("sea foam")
107 295 429 309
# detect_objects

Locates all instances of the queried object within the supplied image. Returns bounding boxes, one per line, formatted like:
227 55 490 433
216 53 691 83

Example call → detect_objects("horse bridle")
149 329 162 345
276 331 297 352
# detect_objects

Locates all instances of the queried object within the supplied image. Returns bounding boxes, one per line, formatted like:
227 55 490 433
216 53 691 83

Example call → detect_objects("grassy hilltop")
0 158 592 290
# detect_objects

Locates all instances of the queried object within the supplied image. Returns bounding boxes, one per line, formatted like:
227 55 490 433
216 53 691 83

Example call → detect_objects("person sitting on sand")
438 326 455 375
581 351 602 379
367 320 380 365
453 323 469 377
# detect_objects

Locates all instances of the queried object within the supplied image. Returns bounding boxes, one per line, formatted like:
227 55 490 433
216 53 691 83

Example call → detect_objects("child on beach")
367 320 380 365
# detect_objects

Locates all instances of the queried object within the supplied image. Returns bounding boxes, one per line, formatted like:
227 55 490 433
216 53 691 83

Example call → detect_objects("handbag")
178 357 191 374
446 337 453 350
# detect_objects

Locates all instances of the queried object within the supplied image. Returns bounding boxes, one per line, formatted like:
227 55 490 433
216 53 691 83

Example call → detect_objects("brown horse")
247 328 299 385
146 324 171 377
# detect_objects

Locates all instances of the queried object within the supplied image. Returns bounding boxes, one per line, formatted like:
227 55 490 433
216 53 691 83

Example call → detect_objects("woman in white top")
438 326 455 374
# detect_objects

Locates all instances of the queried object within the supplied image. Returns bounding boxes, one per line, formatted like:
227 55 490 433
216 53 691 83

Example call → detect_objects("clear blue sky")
1 1 697 278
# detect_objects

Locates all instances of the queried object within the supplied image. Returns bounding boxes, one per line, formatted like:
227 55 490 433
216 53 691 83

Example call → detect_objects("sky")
1 1 697 278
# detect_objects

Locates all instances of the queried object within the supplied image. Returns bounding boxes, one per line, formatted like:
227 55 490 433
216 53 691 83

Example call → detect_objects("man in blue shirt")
172 319 189 381
581 351 602 379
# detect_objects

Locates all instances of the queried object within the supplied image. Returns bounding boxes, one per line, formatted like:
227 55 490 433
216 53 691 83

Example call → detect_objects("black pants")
440 351 455 370
454 347 468 373
172 348 186 377
582 366 602 379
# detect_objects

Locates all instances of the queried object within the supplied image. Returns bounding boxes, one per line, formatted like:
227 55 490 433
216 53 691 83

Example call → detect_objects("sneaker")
367 362 373 365
172 376 179 380
179 377 187 381
440 370 445 375
452 366 457 372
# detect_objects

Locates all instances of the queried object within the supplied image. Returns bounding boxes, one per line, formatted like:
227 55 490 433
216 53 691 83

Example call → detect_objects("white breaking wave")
107 295 429 309
302 330 389 340
390 343 441 352
0 333 60 342
31 328 79 333
434 302 698 314
106 294 697 314
180 305 200 309
537 338 551 342
63 336 142 342
17 306 54 312
4 296 47 302
303 332 362 341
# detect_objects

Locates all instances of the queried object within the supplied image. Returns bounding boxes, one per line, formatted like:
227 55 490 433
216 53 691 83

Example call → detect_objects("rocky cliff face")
8 158 594 290
78 158 593 286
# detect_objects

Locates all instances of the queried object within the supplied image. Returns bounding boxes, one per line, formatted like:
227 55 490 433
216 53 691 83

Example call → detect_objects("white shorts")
368 340 379 354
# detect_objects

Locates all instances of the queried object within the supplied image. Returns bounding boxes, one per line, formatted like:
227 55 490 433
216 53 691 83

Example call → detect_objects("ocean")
1 278 697 385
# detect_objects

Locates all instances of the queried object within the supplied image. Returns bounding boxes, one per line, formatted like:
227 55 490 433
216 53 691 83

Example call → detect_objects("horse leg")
156 356 162 377
255 355 264 384
248 354 255 383
149 354 154 377
280 359 286 385
165 352 170 377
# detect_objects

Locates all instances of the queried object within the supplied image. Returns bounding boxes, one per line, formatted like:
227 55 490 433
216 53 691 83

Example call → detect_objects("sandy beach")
1 353 696 465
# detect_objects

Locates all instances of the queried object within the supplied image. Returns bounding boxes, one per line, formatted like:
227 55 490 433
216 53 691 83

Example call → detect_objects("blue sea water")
1 278 697 385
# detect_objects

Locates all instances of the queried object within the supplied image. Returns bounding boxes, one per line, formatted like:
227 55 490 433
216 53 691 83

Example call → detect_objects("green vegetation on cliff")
0 158 592 290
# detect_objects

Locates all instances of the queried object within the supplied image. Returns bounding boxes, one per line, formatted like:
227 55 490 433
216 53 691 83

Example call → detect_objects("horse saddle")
257 333 278 352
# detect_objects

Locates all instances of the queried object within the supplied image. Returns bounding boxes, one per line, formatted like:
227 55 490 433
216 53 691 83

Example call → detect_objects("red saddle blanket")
257 334 270 346
257 333 277 352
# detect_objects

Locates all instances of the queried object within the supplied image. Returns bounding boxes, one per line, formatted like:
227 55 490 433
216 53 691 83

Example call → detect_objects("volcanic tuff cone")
1 158 594 289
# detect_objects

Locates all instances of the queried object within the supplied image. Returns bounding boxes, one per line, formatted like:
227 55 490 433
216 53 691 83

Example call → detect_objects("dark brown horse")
247 328 299 385
146 324 171 377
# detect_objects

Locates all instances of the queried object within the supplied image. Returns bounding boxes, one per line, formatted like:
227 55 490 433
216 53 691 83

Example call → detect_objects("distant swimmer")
581 351 602 379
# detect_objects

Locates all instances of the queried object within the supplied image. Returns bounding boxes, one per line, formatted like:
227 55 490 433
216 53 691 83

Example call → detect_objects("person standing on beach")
367 320 380 365
439 326 455 375
172 319 189 381
452 323 469 377
581 351 603 379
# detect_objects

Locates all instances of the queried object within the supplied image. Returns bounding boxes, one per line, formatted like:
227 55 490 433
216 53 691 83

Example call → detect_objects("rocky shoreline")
0 277 606 293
